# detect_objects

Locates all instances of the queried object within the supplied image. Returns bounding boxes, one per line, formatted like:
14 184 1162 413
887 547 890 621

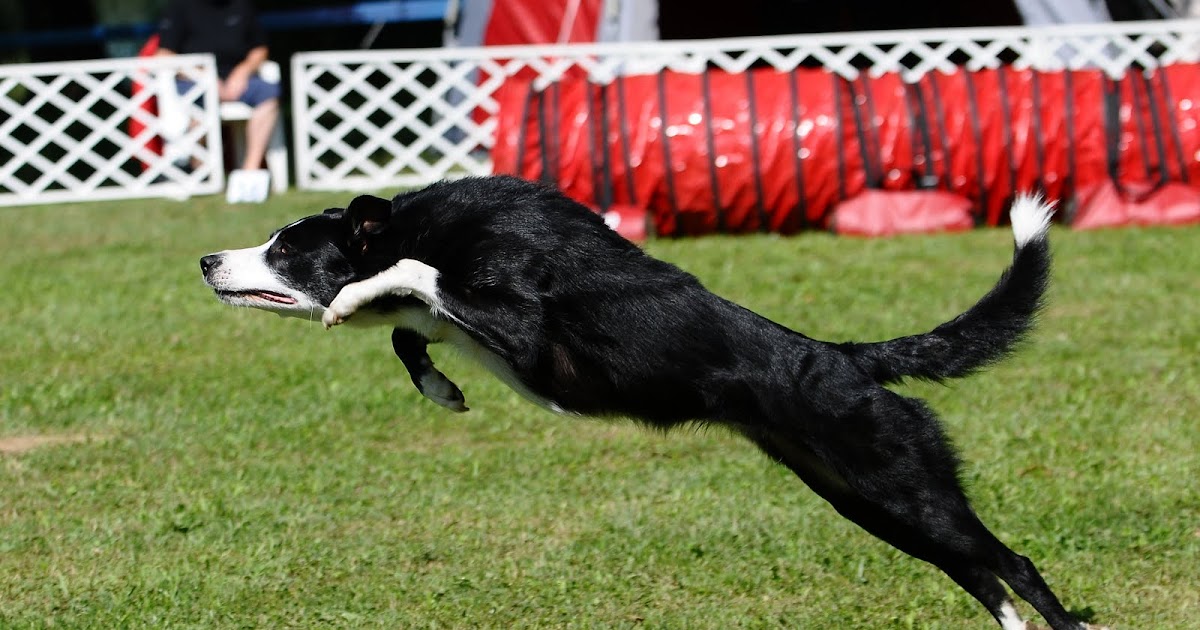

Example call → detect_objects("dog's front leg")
323 259 456 328
392 328 468 412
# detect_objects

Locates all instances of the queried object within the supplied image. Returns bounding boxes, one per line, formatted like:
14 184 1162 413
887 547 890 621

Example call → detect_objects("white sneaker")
226 169 271 204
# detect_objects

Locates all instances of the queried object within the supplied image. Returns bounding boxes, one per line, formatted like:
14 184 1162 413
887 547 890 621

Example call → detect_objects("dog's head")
200 194 395 320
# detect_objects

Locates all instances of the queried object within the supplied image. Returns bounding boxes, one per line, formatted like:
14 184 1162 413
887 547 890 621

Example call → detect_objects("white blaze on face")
203 230 326 319
212 233 286 291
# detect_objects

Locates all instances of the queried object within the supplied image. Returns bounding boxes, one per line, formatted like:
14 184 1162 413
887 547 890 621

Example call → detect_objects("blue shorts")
236 76 280 107
176 75 280 107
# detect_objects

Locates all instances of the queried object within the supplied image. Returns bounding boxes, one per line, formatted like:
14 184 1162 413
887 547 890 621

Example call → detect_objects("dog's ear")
347 195 391 235
346 195 392 253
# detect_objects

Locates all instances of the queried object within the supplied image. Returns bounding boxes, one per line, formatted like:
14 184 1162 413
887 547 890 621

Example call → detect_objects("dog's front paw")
322 299 354 329
417 370 469 413
323 279 415 329
322 283 372 329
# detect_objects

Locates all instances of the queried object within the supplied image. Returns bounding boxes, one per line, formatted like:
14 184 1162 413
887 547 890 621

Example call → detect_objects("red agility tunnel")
1069 67 1200 229
493 69 856 235
492 63 1200 237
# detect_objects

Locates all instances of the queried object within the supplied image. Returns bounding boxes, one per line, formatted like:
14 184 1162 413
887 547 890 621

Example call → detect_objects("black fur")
201 175 1090 630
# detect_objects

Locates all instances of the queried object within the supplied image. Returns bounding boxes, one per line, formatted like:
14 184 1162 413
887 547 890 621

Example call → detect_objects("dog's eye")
277 243 290 255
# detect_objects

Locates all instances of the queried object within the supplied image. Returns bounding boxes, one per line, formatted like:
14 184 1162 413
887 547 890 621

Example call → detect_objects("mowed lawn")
1 191 1197 629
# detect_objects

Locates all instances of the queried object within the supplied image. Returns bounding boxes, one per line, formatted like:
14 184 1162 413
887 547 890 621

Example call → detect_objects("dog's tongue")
255 291 296 305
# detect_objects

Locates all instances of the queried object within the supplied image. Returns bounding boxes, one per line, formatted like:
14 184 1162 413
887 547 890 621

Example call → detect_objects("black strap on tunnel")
1102 76 1141 200
786 68 810 230
928 74 954 194
1064 69 1078 202
596 82 615 211
1127 74 1156 182
656 69 682 233
550 82 563 183
1139 71 1171 189
900 80 925 187
513 83 536 180
996 65 1019 200
615 75 639 205
744 71 770 232
963 70 989 225
1106 74 1166 202
847 76 882 188
583 81 603 210
536 86 554 183
833 73 848 202
861 75 885 185
906 79 940 189
1154 68 1190 184
700 70 727 232
1030 70 1047 192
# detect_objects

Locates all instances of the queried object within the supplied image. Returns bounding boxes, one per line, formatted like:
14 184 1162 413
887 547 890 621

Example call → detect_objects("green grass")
1 192 1197 629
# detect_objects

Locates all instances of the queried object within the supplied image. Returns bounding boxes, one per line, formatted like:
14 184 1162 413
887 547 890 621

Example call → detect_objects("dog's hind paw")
417 369 469 413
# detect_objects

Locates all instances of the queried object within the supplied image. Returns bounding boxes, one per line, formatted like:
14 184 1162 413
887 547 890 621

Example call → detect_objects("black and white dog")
201 175 1101 630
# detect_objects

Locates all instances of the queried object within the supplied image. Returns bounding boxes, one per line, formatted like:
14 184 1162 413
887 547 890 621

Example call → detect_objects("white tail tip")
1009 193 1055 247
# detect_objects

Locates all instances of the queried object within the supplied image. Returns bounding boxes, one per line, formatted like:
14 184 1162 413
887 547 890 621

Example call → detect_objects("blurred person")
156 0 279 174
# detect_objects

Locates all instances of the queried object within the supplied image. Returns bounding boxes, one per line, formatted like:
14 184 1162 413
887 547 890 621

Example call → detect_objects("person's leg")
238 76 282 171
241 98 279 170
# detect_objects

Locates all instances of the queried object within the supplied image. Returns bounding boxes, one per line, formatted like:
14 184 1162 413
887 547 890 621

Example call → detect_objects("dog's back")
377 180 1054 431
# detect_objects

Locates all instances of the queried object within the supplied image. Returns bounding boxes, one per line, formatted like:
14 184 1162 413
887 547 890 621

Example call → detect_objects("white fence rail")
291 19 1200 192
0 54 223 207
5 20 1200 204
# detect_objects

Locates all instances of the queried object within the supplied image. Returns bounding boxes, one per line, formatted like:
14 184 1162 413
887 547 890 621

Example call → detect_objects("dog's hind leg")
748 432 1028 628
945 564 1031 630
747 405 1088 630
391 328 468 412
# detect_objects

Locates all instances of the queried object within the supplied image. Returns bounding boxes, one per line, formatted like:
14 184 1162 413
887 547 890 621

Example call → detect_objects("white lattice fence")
292 19 1200 192
0 54 224 207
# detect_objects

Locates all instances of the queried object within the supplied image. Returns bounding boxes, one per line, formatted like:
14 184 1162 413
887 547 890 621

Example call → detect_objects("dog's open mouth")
216 289 298 305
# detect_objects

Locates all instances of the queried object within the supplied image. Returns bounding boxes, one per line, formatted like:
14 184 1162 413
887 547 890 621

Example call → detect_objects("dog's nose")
200 254 221 276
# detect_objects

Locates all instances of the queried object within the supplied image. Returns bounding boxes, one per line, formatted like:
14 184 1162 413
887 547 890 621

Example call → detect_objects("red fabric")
491 77 536 175
1026 70 1108 204
1158 65 1200 184
1070 68 1200 230
857 72 918 192
917 73 977 220
492 62 1200 237
477 0 604 127
601 204 649 242
1072 181 1200 229
492 68 856 235
129 35 164 169
482 0 604 46
830 190 975 237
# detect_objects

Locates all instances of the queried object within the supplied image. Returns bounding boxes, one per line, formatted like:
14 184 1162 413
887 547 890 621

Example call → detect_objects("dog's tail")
836 194 1054 385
